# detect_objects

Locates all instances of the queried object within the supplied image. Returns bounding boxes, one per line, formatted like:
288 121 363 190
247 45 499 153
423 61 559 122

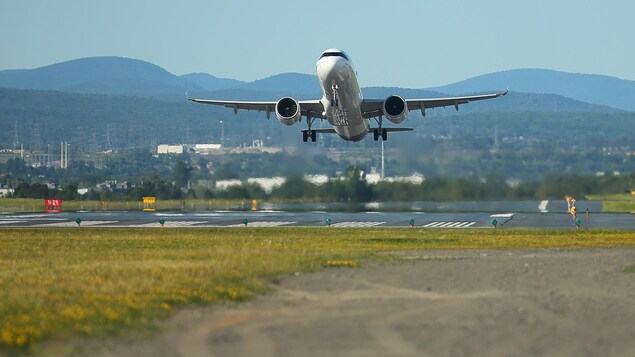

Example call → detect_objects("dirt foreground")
64 248 635 356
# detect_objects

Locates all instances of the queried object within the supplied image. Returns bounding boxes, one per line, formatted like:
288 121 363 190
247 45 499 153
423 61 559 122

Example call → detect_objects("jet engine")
275 97 301 126
383 95 409 124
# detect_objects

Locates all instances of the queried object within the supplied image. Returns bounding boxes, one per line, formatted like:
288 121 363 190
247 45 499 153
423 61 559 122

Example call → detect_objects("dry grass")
0 198 249 213
0 227 634 353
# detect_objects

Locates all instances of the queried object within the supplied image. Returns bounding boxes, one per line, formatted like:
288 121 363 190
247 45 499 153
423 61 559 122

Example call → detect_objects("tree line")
9 167 634 202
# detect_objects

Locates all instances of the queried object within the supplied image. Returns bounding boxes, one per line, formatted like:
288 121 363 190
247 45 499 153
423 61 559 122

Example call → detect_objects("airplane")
188 49 507 143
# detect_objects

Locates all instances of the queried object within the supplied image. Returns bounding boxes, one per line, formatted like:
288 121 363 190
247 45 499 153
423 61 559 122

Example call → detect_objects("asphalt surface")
61 248 635 357
0 210 633 229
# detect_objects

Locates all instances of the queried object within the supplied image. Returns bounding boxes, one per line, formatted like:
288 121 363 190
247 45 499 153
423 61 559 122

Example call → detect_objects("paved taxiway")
0 211 633 229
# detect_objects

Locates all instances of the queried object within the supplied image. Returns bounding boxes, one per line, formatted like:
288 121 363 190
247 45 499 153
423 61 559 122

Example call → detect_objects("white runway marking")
330 221 385 227
423 221 476 228
225 221 297 227
0 220 27 225
33 220 119 227
136 220 206 227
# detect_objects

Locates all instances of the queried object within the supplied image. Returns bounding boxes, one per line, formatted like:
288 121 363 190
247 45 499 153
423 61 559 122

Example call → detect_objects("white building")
157 145 184 155
194 144 221 154
0 188 14 198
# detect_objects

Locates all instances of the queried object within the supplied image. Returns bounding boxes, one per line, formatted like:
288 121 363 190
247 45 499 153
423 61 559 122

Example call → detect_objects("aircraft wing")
360 91 508 118
188 97 326 119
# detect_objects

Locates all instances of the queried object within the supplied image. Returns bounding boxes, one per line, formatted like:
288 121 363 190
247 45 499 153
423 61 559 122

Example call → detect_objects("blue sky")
1 0 633 88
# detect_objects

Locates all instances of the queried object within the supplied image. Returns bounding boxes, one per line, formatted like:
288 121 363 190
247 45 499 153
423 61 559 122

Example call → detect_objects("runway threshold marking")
136 220 206 227
224 221 297 227
330 221 385 228
33 220 119 227
423 221 476 228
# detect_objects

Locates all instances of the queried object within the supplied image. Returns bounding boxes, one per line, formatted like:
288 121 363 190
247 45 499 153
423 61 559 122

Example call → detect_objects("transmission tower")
105 124 113 149
91 129 99 153
185 125 191 146
76 126 84 155
12 121 19 151
32 125 41 153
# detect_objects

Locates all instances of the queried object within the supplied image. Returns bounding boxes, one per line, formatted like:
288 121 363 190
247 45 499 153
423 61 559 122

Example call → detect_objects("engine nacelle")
383 95 409 124
275 97 301 126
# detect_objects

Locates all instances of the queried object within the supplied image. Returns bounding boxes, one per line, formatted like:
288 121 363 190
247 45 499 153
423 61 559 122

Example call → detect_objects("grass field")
587 194 635 212
3 196 635 214
1 227 635 353
0 198 251 213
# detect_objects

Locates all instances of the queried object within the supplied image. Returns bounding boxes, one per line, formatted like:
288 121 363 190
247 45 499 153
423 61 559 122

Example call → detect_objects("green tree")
344 166 371 202
172 160 191 189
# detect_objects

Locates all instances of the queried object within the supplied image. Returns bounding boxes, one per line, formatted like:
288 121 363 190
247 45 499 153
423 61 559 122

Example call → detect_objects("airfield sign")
44 198 62 213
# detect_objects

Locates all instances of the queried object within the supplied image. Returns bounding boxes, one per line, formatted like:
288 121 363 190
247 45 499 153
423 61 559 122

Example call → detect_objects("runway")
0 210 633 229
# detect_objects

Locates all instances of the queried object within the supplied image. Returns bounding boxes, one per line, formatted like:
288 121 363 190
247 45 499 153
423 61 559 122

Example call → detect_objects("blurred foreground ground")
51 248 635 357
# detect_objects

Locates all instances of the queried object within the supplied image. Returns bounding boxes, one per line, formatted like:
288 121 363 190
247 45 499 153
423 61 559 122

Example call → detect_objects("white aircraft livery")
188 49 507 142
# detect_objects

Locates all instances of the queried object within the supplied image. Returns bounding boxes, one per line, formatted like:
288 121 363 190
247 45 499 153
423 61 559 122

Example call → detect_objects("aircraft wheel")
311 130 317 142
302 131 308 142
381 129 387 141
373 129 379 141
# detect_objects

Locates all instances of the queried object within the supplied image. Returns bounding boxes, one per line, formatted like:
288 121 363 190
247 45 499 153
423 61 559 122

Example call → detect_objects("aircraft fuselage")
316 50 370 141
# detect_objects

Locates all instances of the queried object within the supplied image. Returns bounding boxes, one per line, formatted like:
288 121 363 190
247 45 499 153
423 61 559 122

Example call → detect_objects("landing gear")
331 84 339 107
373 115 388 141
302 117 317 143
302 130 317 142
373 128 387 141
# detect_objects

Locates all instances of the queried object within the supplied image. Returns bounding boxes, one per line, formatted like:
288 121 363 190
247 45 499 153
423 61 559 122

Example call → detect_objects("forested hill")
430 68 635 112
1 56 634 112
1 87 633 154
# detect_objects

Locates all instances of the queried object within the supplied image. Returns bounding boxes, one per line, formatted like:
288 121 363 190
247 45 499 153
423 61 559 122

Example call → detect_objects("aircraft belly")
328 99 369 141
334 121 369 142
316 56 373 141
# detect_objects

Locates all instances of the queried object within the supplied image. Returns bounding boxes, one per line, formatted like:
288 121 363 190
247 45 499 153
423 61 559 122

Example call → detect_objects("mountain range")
1 56 634 112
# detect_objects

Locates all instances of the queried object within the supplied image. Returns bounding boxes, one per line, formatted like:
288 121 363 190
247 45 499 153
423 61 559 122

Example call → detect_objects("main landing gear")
302 130 317 142
302 117 317 142
373 128 387 141
373 115 388 141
